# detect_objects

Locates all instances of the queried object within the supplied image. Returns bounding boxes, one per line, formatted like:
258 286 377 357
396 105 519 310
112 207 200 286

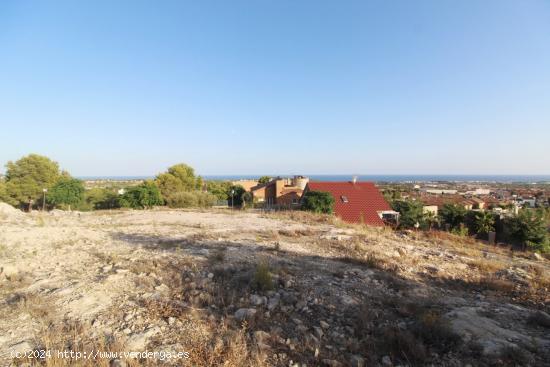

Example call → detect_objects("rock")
109 358 126 367
125 326 160 349
102 264 113 272
313 326 324 339
250 294 266 306
381 355 392 366
267 295 280 311
530 311 550 328
9 340 34 354
254 330 270 343
234 308 257 321
350 355 365 367
531 252 543 261
207 272 214 279
322 359 343 367
168 317 176 325
320 320 330 329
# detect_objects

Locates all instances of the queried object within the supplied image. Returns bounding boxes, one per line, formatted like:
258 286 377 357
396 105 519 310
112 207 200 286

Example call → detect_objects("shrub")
205 180 232 200
252 261 274 291
391 200 425 229
301 191 334 214
227 185 246 207
165 191 216 208
503 209 549 252
119 181 163 209
47 177 85 210
84 188 120 210
439 204 467 230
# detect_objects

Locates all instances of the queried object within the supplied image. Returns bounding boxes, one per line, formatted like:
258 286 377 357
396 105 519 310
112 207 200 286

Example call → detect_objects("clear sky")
1 0 549 176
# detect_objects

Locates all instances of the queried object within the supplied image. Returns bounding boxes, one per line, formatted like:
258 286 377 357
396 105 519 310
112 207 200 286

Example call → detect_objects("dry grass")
468 258 506 274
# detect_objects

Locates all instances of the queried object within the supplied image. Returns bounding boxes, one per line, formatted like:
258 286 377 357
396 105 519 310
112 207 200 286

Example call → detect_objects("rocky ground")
0 204 549 366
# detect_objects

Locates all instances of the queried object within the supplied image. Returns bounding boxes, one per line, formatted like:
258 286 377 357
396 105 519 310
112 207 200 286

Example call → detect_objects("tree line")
389 199 549 253
0 154 253 211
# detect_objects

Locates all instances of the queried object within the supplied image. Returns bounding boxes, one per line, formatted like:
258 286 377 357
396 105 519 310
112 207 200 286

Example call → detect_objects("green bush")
391 200 426 229
301 191 334 214
439 204 467 230
119 181 163 209
504 209 549 252
47 177 85 210
205 180 232 200
84 188 121 210
228 185 246 207
253 261 274 291
165 191 217 208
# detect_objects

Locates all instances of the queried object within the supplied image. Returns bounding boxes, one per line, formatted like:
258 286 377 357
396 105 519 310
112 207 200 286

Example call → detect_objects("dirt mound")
0 202 25 220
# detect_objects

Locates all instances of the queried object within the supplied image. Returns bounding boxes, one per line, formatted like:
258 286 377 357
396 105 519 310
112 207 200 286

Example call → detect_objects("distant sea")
79 175 550 183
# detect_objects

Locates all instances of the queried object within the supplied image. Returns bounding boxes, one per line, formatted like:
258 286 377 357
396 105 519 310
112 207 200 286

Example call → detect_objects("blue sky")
1 0 549 176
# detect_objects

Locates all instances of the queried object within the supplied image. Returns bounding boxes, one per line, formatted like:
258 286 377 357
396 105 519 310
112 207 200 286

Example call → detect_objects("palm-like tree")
475 211 495 235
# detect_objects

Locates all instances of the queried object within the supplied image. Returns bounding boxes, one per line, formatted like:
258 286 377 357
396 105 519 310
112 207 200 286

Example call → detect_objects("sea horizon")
78 174 550 184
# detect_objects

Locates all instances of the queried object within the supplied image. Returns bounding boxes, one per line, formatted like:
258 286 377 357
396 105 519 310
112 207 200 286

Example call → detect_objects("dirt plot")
1 208 549 366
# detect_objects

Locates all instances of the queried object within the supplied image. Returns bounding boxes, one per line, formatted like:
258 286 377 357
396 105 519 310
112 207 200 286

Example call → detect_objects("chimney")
352 176 357 184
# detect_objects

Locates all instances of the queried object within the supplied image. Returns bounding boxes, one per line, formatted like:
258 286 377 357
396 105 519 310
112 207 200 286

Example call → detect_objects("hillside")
1 206 549 366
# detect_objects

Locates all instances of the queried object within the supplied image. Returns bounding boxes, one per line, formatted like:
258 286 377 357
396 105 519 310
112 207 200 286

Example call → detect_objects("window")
341 195 348 203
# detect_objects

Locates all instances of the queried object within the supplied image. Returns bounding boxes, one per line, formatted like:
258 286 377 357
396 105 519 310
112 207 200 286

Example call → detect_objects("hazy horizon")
1 1 549 176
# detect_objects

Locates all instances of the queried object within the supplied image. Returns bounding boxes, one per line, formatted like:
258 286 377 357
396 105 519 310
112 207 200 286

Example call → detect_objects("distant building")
231 180 259 192
251 176 309 207
422 189 458 195
303 180 393 226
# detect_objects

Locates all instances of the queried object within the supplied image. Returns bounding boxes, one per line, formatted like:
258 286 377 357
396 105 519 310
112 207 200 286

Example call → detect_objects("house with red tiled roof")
303 180 394 226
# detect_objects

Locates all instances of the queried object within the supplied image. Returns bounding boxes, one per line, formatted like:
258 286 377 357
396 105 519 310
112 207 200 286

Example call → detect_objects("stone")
109 359 126 367
8 340 34 354
250 294 266 306
322 359 343 367
320 320 330 329
168 317 176 325
234 308 257 321
313 326 324 339
350 355 365 367
381 355 392 366
125 326 160 349
207 272 214 279
531 252 543 261
267 295 280 311
254 330 271 343
530 311 550 328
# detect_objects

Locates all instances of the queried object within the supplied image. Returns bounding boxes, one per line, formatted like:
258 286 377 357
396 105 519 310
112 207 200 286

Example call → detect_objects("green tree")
241 191 254 209
301 191 334 214
0 178 14 205
47 177 85 209
119 181 163 209
258 176 272 185
4 154 61 207
206 181 232 201
473 211 495 235
504 209 549 252
227 185 246 207
392 200 426 229
155 163 201 199
439 204 467 230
